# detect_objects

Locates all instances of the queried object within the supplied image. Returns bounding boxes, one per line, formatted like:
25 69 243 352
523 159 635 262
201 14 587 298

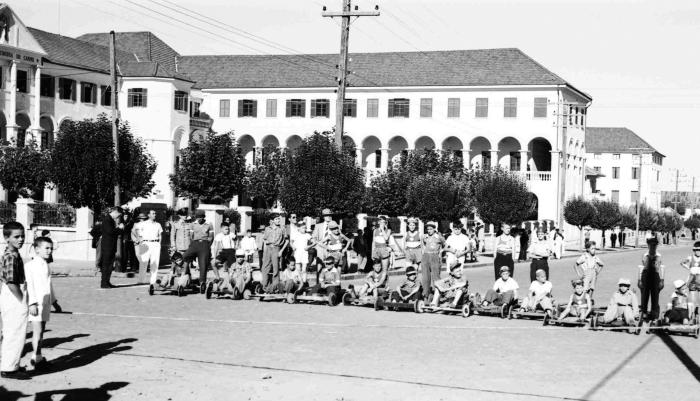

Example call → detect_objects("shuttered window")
388 98 409 118
310 99 330 118
286 99 305 117
237 99 257 117
343 99 357 117
40 75 55 98
127 88 147 107
58 78 76 101
100 86 112 106
81 82 97 104
174 91 188 112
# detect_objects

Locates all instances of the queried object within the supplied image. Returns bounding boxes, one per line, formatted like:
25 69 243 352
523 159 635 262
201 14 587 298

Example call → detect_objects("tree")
564 197 596 250
405 173 470 223
170 131 245 204
51 115 157 214
685 214 700 239
0 139 51 198
279 132 365 217
244 145 289 209
590 200 621 248
472 168 534 228
637 204 657 232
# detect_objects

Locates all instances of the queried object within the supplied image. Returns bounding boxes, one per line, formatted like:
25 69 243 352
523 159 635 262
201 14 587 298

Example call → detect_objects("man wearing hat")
421 221 445 300
602 278 639 328
132 210 164 286
312 209 336 261
182 210 213 291
637 236 664 321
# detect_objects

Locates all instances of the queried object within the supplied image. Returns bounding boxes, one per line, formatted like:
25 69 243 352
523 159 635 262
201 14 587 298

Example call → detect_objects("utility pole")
322 1 379 149
109 31 121 206
631 148 650 247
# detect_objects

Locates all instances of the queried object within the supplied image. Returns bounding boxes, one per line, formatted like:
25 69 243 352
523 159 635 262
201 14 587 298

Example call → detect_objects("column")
462 149 470 169
254 146 263 165
7 60 17 143
550 149 561 222
490 149 499 169
76 207 95 261
519 150 528 172
379 148 389 171
237 206 253 235
31 65 42 145
43 185 58 203
355 148 364 167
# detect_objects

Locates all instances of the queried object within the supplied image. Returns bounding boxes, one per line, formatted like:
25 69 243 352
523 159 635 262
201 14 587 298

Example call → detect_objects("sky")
9 0 700 175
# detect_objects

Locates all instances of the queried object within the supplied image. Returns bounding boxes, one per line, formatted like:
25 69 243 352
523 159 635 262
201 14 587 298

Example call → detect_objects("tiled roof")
28 27 136 73
177 48 586 92
120 61 193 82
77 32 180 72
586 127 664 157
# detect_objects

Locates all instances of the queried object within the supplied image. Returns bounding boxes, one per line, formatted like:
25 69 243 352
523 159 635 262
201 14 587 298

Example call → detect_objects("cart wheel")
415 299 425 313
286 293 296 304
374 296 384 311
461 303 470 318
328 293 337 306
232 287 240 300
177 286 184 297
205 282 213 299
243 289 252 300
253 282 264 295
590 313 599 330
500 304 508 319
342 292 353 306
148 284 154 296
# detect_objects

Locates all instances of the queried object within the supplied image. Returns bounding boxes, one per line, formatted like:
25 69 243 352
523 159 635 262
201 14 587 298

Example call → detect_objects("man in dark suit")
100 207 124 288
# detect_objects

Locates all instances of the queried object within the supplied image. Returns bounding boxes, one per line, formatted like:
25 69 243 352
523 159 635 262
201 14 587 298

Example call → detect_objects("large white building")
585 127 665 209
0 3 593 224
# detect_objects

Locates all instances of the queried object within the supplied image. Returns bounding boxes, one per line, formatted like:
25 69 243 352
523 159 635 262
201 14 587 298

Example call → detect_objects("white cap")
673 279 686 289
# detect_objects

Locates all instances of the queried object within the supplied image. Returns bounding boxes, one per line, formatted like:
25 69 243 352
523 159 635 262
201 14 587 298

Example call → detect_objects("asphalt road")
2 244 699 401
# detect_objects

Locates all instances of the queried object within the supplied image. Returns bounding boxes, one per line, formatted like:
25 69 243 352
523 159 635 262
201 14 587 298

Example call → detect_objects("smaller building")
586 127 664 209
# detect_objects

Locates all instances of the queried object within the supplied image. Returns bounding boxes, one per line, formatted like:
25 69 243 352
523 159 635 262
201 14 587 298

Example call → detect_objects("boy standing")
262 215 286 293
403 218 422 269
445 221 470 268
421 221 445 300
26 237 58 370
0 221 30 379
574 241 604 296
638 237 664 321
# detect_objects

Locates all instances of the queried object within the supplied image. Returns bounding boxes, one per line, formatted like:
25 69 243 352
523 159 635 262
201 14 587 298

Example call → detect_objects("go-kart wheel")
199 282 206 294
342 292 353 306
461 303 470 318
328 293 337 306
500 304 507 319
205 282 213 299
177 286 184 297
253 282 264 295
148 284 154 296
374 296 384 311
232 287 241 300
286 293 296 304
415 299 425 313
243 289 252 300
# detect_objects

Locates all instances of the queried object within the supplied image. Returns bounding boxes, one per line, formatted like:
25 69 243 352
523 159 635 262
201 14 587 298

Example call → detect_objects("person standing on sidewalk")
527 229 553 281
170 209 193 270
100 207 124 289
493 223 515 280
182 210 213 293
262 215 286 293
638 236 664 321
421 221 445 300
133 211 164 287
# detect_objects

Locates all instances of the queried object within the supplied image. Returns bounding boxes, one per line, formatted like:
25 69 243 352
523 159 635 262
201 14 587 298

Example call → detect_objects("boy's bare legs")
31 321 45 364
451 290 463 308
430 289 440 306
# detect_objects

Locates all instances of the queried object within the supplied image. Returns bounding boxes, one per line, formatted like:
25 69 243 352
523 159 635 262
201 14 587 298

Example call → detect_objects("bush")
472 168 533 227
564 197 596 250
0 140 51 198
405 173 469 222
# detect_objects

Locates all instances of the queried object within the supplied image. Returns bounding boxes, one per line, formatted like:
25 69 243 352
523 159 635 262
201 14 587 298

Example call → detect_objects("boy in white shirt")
25 236 58 370
445 222 470 267
212 222 237 269
239 230 258 264
519 269 554 316
482 266 519 306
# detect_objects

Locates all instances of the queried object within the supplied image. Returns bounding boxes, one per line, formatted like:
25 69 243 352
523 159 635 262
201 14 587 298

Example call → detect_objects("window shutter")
252 100 257 117
238 100 243 117
300 100 305 117
92 85 97 104
310 100 316 118
285 100 291 117
71 81 76 101
388 99 395 117
142 89 147 107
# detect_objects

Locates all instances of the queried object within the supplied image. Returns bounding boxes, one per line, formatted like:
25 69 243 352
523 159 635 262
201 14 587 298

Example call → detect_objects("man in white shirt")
132 210 163 286
312 208 336 261
445 222 470 267
483 266 519 306
212 222 237 268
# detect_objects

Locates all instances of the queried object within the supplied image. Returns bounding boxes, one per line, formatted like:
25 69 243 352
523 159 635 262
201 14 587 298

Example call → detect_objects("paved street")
2 244 699 401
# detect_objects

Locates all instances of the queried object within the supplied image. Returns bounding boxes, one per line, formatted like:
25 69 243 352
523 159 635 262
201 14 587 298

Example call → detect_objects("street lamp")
630 147 651 247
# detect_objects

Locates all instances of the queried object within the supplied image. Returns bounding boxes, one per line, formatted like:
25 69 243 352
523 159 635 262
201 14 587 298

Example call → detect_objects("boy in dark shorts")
430 262 467 308
664 279 690 325
391 265 421 302
356 258 387 297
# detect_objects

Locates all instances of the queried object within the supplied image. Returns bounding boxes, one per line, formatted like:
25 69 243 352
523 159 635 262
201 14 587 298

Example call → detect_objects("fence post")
15 198 34 255
398 216 407 235
356 213 368 230
75 207 94 261
199 203 226 236
237 206 253 235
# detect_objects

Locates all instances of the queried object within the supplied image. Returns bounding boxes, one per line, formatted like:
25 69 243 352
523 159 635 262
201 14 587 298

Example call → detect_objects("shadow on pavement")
33 381 129 401
0 386 28 401
581 335 654 400
32 338 137 377
22 334 91 358
656 333 700 382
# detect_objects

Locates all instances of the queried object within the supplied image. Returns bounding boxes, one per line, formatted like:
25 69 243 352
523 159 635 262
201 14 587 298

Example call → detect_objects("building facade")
0 3 593 224
586 127 665 210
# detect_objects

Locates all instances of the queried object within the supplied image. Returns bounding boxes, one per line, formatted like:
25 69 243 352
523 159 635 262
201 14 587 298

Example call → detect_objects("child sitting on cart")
601 278 639 330
278 256 305 296
356 258 387 297
310 256 341 299
430 262 467 308
481 266 519 307
161 252 191 294
391 265 421 303
229 249 252 298
519 269 554 316
664 279 690 325
211 254 233 295
558 279 592 321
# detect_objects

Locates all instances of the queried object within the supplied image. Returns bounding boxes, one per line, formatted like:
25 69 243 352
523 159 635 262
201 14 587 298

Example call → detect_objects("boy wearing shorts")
403 218 422 268
430 262 468 308
558 279 592 321
482 266 519 307
445 221 470 268
602 278 639 330
25 237 58 370
278 256 305 296
312 256 341 301
230 250 252 298
574 241 604 295
356 258 387 297
519 269 554 317
664 279 690 325
161 252 191 296
391 265 421 302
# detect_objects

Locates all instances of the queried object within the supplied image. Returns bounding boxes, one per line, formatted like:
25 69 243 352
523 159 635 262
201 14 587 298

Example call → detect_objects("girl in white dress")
25 236 59 370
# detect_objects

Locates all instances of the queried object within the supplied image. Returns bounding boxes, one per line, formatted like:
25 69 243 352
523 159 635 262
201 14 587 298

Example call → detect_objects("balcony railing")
526 172 552 181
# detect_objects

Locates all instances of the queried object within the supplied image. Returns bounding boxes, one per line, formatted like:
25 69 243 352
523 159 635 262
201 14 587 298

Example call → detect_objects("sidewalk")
49 241 685 280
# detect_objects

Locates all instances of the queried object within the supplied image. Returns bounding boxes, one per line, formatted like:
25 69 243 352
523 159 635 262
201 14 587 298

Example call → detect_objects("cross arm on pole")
322 11 380 17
